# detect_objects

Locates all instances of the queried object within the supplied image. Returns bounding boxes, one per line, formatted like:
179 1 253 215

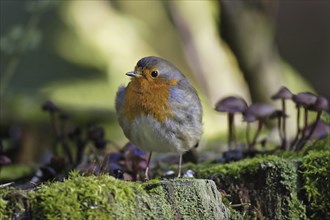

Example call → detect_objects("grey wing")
115 85 128 134
170 79 202 123
115 86 133 141
115 86 126 115
167 80 203 150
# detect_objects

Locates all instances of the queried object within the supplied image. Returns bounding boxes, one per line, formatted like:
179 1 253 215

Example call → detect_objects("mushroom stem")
58 116 73 165
295 108 309 151
50 112 59 138
304 108 309 130
297 111 322 151
290 105 301 150
281 99 288 150
277 114 283 148
250 120 263 150
306 111 322 141
246 123 251 149
228 113 234 150
50 112 60 155
232 116 238 149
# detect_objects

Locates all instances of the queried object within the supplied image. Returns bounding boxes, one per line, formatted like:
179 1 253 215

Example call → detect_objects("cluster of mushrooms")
3 89 329 185
215 86 329 152
40 101 152 181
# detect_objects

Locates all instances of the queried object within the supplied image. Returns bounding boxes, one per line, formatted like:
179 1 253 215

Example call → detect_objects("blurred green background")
0 0 329 169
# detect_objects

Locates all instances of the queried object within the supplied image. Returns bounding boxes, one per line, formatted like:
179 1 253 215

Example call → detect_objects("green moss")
320 112 330 124
1 174 228 219
220 196 244 220
1 133 328 219
141 178 229 219
301 135 330 155
29 173 144 219
0 164 35 182
190 156 307 219
185 135 329 219
300 151 330 219
0 187 29 219
171 178 228 219
0 190 9 219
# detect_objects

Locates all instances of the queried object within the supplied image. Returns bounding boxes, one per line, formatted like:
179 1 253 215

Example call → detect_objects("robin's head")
126 56 185 83
123 56 186 122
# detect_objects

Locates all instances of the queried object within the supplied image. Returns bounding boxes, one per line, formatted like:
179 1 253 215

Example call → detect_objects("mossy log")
300 151 330 220
187 139 329 220
189 156 307 219
0 177 229 220
1 137 328 219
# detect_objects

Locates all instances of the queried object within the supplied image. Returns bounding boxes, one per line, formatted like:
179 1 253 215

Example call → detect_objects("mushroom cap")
215 96 248 113
269 110 288 119
0 155 12 166
271 86 293 100
292 92 317 107
42 100 59 112
243 103 276 122
308 96 329 112
304 120 330 139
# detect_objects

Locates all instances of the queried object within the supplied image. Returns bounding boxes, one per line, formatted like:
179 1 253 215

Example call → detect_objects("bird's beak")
126 71 142 77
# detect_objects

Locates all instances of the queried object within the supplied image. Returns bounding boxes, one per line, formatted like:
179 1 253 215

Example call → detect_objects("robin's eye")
151 71 158 78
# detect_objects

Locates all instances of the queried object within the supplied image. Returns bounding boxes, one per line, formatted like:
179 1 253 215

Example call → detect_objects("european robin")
115 56 203 180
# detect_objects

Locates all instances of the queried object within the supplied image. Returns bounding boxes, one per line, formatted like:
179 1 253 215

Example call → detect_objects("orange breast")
124 77 177 122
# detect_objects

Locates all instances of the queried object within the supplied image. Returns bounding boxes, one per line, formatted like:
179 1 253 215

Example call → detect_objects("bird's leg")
144 152 152 181
177 154 182 178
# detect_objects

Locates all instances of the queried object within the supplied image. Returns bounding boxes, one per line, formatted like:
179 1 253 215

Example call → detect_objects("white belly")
127 115 179 152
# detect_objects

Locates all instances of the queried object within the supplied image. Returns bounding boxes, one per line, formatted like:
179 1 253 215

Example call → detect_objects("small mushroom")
243 103 276 150
271 87 293 150
291 92 317 150
122 142 148 180
270 110 288 147
88 125 109 149
42 100 59 112
42 100 60 137
0 155 11 166
215 96 248 150
297 96 329 150
303 120 330 140
88 126 105 142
